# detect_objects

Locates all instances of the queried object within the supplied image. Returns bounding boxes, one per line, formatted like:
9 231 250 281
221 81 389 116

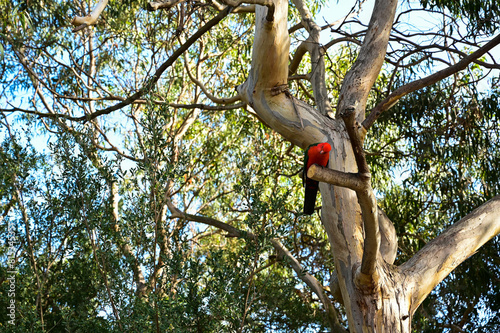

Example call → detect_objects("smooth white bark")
402 195 500 314
237 0 500 331
71 0 109 30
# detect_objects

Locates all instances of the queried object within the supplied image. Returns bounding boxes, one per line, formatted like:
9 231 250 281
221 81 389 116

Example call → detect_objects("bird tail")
303 181 319 215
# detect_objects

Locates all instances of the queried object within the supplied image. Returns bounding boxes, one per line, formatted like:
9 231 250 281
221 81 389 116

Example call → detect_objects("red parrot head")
317 142 331 155
305 142 332 170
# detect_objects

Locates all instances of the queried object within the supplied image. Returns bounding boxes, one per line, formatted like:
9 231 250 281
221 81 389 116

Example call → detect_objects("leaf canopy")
0 0 499 332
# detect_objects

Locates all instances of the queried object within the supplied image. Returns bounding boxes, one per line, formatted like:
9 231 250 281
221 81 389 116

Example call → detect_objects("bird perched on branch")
303 142 331 215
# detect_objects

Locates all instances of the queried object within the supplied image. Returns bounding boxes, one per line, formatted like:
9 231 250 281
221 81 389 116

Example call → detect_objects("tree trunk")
238 0 500 331
319 127 412 332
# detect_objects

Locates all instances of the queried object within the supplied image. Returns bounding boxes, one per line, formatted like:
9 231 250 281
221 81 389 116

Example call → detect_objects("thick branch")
362 33 500 133
355 182 380 287
307 164 364 191
341 108 380 288
402 195 500 314
336 0 397 122
238 0 333 149
71 0 109 32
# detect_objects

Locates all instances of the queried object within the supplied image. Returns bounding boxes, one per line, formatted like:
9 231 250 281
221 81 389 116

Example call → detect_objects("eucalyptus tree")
1 0 500 332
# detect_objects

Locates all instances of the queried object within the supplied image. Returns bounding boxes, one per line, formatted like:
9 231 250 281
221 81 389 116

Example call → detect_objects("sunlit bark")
71 0 109 32
238 0 500 331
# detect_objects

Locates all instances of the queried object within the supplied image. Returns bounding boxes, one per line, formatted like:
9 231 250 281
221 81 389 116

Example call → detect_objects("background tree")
1 0 500 332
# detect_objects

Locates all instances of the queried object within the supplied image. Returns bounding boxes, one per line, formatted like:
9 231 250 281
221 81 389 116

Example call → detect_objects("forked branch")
306 108 386 283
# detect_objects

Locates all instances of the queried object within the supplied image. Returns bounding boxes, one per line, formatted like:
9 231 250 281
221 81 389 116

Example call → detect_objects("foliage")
0 0 499 332
366 45 500 333
419 0 500 34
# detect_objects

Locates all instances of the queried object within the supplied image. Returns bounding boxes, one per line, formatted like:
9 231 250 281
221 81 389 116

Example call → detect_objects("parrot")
303 142 331 215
